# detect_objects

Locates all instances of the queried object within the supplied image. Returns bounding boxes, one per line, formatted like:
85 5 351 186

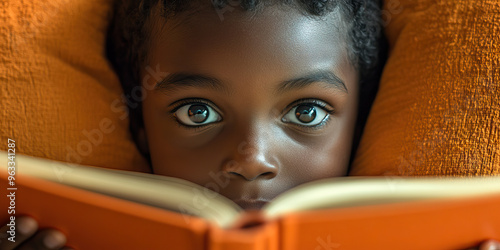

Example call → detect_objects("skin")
2 3 499 250
0 217 69 250
138 4 358 210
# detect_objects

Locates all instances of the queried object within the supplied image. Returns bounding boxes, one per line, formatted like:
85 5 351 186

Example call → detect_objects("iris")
188 105 209 123
295 105 316 123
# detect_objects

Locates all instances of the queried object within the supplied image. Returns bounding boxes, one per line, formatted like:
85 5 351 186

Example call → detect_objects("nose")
222 129 279 181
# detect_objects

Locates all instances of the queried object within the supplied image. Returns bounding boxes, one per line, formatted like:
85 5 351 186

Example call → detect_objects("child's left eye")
173 103 222 126
281 102 332 127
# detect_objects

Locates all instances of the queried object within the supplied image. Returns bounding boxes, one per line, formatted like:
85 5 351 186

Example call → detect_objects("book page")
1 151 242 228
264 176 500 217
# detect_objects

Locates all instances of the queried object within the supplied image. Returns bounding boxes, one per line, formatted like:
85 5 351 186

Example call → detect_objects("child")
109 0 382 210
2 0 498 249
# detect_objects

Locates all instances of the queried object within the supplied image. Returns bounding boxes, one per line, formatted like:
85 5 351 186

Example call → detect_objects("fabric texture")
0 0 149 172
351 0 500 176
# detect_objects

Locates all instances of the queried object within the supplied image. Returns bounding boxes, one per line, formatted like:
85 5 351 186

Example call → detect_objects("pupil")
295 105 316 123
188 105 209 123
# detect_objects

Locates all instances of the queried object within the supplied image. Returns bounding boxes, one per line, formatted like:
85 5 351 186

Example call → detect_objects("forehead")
146 3 353 86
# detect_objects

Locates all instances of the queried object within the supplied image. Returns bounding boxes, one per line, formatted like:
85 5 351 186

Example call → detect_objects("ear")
136 127 150 156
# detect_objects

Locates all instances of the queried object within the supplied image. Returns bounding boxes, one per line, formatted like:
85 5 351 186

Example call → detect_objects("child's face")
139 4 358 209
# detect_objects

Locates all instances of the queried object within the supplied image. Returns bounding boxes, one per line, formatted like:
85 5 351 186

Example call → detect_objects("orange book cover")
1 161 500 249
0 172 210 249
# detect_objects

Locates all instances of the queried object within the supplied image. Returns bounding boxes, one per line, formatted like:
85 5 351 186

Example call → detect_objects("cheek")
276 114 356 185
151 150 222 186
279 138 351 185
146 131 224 186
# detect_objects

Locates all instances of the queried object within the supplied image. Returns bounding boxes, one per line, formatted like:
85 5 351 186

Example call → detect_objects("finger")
0 216 38 250
17 229 67 250
479 240 500 250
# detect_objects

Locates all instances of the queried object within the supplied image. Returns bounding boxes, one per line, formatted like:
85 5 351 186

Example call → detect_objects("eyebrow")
154 70 347 94
154 73 228 94
276 70 348 94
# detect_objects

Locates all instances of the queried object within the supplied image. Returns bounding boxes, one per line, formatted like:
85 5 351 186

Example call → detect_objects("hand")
477 240 500 250
0 216 70 250
465 240 500 250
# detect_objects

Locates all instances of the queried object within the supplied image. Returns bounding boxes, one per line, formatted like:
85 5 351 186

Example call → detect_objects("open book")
1 151 500 249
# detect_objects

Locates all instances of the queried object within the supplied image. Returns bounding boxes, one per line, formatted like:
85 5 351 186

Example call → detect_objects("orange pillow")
351 0 500 176
0 0 149 172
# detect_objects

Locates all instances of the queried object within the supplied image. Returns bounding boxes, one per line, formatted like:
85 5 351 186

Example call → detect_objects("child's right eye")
170 100 222 127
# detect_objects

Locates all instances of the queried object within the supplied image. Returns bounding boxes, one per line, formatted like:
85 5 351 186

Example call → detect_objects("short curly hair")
110 0 381 83
107 0 384 158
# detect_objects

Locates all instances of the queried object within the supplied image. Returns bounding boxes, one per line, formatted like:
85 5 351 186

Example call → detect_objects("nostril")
229 172 245 179
229 171 274 181
260 172 274 178
222 156 279 181
230 171 256 181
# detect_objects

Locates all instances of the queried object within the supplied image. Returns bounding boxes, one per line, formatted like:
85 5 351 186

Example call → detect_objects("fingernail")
17 217 38 235
43 231 66 249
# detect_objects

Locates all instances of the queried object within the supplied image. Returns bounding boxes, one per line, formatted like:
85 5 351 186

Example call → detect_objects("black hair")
107 0 386 162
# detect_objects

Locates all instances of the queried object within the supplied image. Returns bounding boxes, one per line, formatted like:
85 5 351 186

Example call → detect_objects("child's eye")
173 103 222 126
281 100 333 127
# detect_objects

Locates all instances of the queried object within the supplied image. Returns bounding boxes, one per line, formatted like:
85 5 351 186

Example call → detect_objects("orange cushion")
351 0 500 176
0 0 149 172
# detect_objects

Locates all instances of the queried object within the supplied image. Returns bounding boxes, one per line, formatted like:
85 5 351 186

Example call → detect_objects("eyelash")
283 98 335 131
168 98 335 131
284 98 335 114
169 98 216 113
169 98 222 131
